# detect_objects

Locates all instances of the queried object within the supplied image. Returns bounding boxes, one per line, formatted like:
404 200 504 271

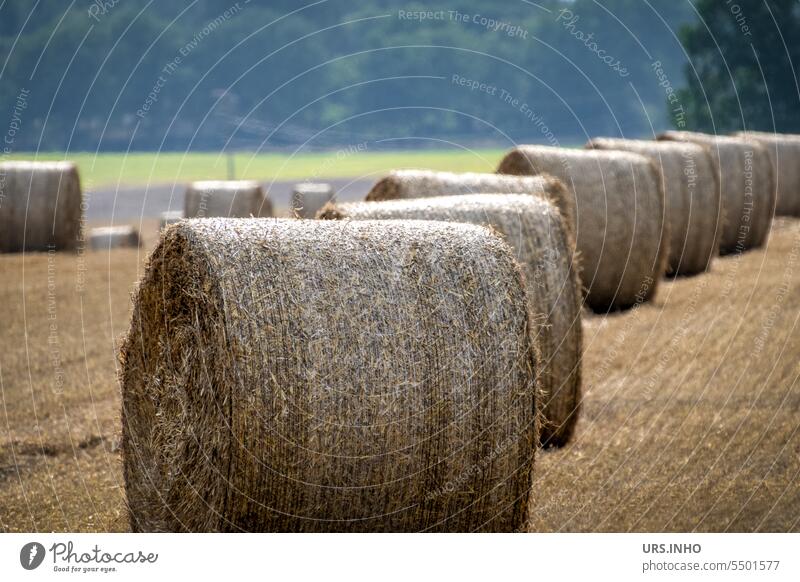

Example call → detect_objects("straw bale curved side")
365 170 575 236
586 138 721 275
734 131 800 217
498 146 668 311
658 131 774 253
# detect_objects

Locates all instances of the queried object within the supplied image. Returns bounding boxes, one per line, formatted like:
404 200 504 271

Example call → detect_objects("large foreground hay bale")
497 146 667 311
734 131 800 217
291 182 335 218
121 218 538 532
365 170 575 235
586 138 721 275
184 180 271 218
0 161 82 253
658 131 775 253
320 194 582 447
89 226 141 250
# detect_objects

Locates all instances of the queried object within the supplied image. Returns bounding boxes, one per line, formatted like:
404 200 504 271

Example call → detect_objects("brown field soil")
1 219 798 532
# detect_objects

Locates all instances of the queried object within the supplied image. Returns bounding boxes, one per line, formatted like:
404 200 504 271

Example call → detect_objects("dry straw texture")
734 131 800 217
320 194 581 447
365 170 575 236
658 131 775 253
497 146 668 311
121 218 538 532
0 161 82 253
586 138 721 276
184 180 271 218
89 226 141 250
291 182 335 218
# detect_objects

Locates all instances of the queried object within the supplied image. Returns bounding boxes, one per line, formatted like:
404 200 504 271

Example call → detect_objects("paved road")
84 178 374 222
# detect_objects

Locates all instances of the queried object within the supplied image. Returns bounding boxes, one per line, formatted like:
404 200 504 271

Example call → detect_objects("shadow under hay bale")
184 180 271 219
0 161 82 253
291 182 335 218
658 131 775 254
497 145 668 312
89 226 141 250
121 218 538 532
734 131 800 217
365 169 575 237
320 194 582 448
586 138 721 276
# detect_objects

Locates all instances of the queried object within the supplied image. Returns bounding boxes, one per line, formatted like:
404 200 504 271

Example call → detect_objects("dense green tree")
676 0 800 133
0 0 697 151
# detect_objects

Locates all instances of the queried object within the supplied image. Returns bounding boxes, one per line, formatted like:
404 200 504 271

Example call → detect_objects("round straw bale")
586 138 721 276
184 180 271 218
658 131 775 253
89 225 141 250
734 131 800 217
0 161 82 253
497 146 668 311
320 194 582 447
121 218 538 532
291 182 335 218
159 210 184 231
365 170 575 236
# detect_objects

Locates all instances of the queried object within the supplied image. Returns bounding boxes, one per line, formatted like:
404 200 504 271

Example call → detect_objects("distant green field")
7 150 508 188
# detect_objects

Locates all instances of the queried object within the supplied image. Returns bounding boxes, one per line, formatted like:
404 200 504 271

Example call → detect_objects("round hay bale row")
497 146 668 312
320 194 581 447
159 210 184 231
89 226 141 250
658 131 775 253
122 218 538 532
0 161 82 253
291 182 335 218
364 170 575 236
184 180 271 219
586 138 722 276
734 131 800 217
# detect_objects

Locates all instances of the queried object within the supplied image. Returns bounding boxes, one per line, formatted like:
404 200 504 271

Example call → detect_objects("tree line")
0 0 795 152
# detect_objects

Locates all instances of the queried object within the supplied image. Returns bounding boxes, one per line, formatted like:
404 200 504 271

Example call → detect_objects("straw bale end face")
364 174 403 201
159 210 184 231
497 148 541 176
0 161 83 253
184 180 271 218
315 201 344 220
121 218 538 532
291 182 335 218
89 226 141 250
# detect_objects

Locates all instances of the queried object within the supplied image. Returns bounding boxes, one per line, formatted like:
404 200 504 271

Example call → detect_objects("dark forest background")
0 0 797 151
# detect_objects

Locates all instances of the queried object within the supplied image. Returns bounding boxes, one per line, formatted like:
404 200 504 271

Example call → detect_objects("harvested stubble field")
1 219 799 532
